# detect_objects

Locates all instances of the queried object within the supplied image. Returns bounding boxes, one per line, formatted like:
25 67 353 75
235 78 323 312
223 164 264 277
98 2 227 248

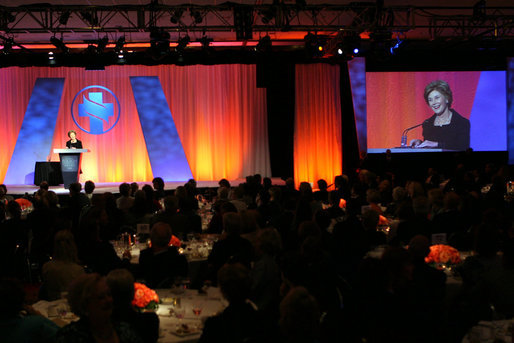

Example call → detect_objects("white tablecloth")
156 287 227 343
462 319 514 343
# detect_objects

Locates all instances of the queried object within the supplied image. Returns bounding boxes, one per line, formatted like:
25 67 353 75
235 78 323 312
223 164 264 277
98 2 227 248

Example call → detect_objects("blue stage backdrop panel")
130 76 193 181
508 58 514 165
4 78 65 185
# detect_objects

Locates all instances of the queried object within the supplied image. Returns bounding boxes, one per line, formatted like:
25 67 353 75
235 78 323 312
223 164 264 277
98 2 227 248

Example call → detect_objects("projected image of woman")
66 130 83 149
411 80 470 151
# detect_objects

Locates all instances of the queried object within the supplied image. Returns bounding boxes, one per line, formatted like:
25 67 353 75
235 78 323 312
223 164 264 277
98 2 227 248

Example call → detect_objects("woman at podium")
411 80 470 151
66 130 83 149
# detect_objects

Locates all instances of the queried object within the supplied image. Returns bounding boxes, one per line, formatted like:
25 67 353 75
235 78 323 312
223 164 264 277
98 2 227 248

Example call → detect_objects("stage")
4 178 286 196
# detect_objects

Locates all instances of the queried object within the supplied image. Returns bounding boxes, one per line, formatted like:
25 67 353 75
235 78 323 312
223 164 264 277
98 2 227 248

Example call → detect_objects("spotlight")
59 11 71 26
473 0 486 20
50 36 69 54
389 37 403 55
255 35 272 53
97 36 109 53
304 33 325 57
1 38 13 54
170 9 183 24
199 36 213 50
149 28 171 58
115 36 125 53
80 10 99 27
190 9 203 24
0 10 15 27
176 35 190 53
337 47 344 55
259 9 275 24
353 47 360 54
48 51 57 65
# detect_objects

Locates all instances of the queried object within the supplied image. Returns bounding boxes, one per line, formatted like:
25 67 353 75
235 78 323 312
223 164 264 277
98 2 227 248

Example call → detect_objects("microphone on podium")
400 120 428 147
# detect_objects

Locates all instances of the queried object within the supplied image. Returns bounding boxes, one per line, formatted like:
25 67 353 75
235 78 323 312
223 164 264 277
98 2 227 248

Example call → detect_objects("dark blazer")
139 246 188 288
422 110 470 151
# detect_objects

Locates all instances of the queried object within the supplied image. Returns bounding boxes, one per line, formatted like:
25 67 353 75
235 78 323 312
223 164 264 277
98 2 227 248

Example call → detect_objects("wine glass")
192 302 203 317
174 305 186 325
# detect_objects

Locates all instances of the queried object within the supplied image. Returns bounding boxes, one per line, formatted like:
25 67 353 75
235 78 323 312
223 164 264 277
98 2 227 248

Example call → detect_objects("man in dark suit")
139 222 188 288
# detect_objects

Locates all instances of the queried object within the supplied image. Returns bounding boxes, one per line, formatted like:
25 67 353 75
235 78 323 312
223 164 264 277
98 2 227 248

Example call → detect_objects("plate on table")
170 324 201 337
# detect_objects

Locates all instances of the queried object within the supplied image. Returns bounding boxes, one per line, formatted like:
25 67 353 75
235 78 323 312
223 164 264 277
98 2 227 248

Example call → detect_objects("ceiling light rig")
190 9 203 24
255 35 272 53
50 36 69 54
170 9 183 24
1 37 13 54
149 28 171 60
176 35 190 54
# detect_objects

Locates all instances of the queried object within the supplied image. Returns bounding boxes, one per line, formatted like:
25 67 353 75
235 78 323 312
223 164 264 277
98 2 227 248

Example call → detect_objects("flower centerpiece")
425 244 462 268
132 282 159 311
169 235 181 248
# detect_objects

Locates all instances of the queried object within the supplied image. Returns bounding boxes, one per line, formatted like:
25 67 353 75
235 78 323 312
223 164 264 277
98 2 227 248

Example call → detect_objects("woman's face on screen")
69 132 76 140
427 90 448 115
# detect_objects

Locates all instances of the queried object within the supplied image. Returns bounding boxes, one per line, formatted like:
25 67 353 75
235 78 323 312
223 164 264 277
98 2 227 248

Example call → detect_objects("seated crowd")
0 155 513 343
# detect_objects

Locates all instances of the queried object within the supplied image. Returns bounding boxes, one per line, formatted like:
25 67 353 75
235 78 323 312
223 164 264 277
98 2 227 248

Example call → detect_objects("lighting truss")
1 4 514 45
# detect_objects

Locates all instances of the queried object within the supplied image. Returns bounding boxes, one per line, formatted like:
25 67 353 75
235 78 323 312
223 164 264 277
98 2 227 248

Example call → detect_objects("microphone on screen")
400 120 428 147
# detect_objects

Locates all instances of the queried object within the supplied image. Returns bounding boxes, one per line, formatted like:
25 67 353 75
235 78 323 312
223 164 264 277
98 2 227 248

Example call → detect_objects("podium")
368 148 445 153
53 149 89 188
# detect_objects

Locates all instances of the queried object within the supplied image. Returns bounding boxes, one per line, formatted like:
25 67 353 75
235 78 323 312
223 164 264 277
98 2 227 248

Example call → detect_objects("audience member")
84 180 95 200
279 286 320 343
106 269 159 343
117 183 134 213
199 263 263 343
0 277 59 343
139 222 188 288
41 230 85 300
57 273 142 343
206 213 253 284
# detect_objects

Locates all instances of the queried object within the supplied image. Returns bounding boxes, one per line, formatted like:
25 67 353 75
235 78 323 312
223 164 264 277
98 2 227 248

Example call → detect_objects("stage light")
97 36 109 53
176 35 190 54
353 47 360 54
1 38 13 54
199 36 213 50
255 35 272 53
115 36 125 52
304 33 326 57
0 10 15 28
48 51 56 65
80 10 99 27
170 9 183 24
259 9 275 24
337 47 343 55
59 11 71 26
389 37 403 55
149 28 171 59
50 36 69 54
473 0 486 20
190 9 203 24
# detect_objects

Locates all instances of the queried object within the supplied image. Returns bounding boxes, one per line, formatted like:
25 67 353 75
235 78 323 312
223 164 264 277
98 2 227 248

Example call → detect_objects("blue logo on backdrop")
71 85 121 135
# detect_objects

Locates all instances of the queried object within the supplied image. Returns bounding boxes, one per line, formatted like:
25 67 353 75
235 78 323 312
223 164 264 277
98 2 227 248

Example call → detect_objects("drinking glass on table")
192 302 203 317
174 305 186 324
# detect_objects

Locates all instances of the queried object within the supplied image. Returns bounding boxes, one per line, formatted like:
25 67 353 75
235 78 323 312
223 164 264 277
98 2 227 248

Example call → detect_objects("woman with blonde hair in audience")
57 273 142 343
41 230 85 300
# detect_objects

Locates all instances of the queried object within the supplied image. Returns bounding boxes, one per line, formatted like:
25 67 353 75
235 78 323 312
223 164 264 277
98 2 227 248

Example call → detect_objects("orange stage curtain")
0 65 270 184
294 64 343 189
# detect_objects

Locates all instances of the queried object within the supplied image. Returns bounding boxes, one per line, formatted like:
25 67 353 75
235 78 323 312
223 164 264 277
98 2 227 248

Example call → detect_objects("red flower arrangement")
425 244 462 265
169 235 181 248
147 235 181 248
132 283 159 311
